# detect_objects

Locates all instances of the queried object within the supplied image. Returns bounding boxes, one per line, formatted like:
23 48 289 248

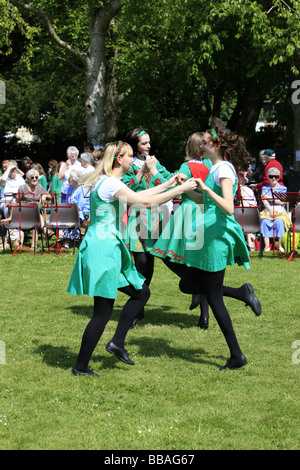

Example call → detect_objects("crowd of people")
0 145 103 248
1 128 296 375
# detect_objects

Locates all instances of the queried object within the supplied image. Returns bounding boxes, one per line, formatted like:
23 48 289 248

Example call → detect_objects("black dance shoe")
219 354 248 370
106 341 134 365
189 294 201 310
240 283 261 316
197 315 209 330
72 368 98 377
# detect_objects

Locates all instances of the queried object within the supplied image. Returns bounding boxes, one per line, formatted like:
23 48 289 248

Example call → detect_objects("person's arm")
114 178 196 209
261 188 273 212
185 190 204 204
122 165 146 189
195 177 234 216
134 163 148 183
0 164 15 186
57 162 68 181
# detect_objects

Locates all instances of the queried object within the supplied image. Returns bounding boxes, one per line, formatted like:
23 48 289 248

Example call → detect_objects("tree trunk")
85 25 107 146
227 78 265 144
85 2 122 146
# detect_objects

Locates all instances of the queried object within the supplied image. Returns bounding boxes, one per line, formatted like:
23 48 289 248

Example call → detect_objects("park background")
0 0 300 451
0 0 300 188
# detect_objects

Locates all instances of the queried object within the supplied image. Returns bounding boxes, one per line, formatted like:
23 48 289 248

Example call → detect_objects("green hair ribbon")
210 128 218 139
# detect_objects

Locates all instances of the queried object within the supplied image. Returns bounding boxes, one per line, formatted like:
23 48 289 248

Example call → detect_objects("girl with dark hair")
153 127 261 370
122 128 181 288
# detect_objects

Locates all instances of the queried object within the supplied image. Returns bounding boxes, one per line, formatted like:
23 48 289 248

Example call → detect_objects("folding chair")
4 202 44 257
43 203 80 256
234 206 263 259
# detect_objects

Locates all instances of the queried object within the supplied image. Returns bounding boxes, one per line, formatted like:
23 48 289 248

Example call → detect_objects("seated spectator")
92 148 104 167
18 169 51 204
237 170 258 251
64 170 80 202
60 170 87 248
22 156 33 178
260 167 291 253
32 163 48 190
72 174 90 223
256 149 284 192
2 169 51 249
0 160 9 179
84 143 94 153
80 152 95 175
58 146 82 202
0 162 25 218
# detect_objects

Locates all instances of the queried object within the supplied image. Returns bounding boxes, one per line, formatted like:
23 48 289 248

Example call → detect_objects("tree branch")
10 0 88 65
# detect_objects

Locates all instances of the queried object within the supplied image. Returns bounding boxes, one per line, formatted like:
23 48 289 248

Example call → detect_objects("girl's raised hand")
194 178 208 192
180 178 197 193
144 155 157 171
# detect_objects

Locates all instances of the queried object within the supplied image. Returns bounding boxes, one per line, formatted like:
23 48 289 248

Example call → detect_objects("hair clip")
210 128 218 139
113 141 123 161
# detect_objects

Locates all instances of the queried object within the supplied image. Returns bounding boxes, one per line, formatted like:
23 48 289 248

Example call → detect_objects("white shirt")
61 161 82 193
240 185 257 206
91 175 125 203
81 166 95 176
3 174 26 195
210 161 236 187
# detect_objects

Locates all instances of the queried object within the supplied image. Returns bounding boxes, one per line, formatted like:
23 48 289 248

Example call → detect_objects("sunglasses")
30 176 39 180
269 175 279 179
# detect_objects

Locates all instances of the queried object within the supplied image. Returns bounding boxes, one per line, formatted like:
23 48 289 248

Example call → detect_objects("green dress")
152 161 250 272
122 157 174 252
67 177 145 298
151 159 211 263
50 174 62 203
38 175 47 190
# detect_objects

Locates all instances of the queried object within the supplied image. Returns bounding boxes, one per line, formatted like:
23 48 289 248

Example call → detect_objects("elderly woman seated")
60 170 90 249
1 168 51 249
260 167 291 253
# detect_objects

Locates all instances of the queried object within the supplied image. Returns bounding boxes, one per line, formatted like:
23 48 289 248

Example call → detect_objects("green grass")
0 248 299 450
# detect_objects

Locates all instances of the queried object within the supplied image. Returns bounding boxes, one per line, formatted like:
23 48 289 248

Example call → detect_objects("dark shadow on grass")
33 334 224 371
67 303 202 329
32 343 118 372
128 336 223 368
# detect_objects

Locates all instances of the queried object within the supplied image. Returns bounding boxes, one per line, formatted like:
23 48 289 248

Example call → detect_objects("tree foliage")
1 0 300 167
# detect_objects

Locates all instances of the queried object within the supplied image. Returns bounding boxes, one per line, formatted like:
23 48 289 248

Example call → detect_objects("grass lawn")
0 247 299 450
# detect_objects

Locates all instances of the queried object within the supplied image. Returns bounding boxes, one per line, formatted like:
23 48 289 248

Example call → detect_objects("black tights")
163 260 244 358
74 283 150 372
180 267 243 358
163 259 247 309
133 252 210 320
133 251 154 287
